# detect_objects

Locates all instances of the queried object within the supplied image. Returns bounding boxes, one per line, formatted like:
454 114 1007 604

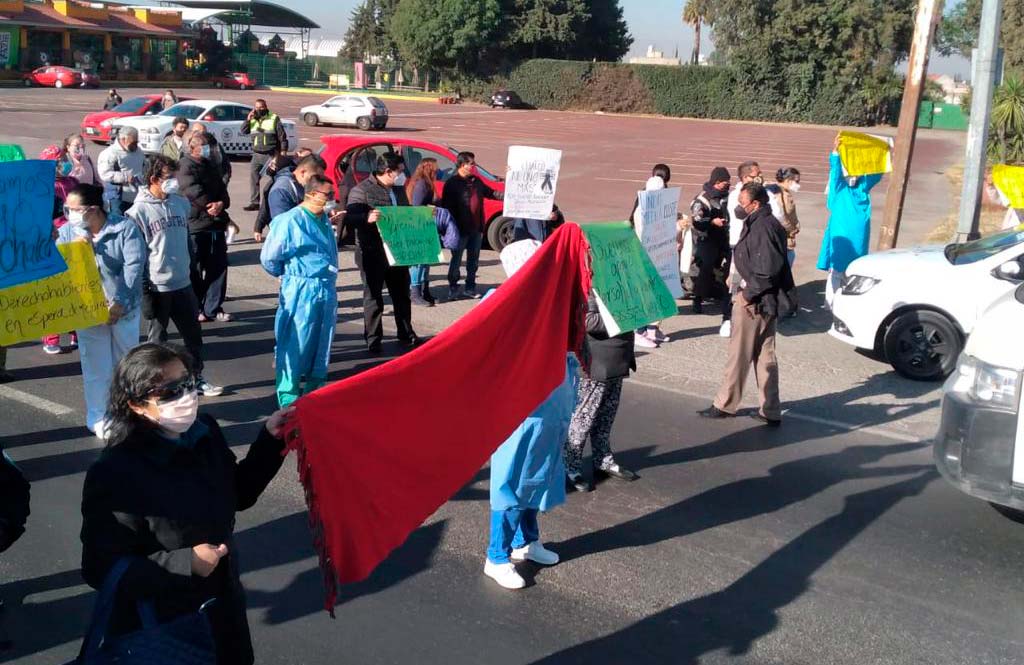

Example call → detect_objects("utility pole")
956 0 1004 243
877 0 944 251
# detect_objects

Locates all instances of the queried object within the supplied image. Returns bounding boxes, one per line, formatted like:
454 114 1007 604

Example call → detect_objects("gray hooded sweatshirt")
97 141 146 205
126 189 192 293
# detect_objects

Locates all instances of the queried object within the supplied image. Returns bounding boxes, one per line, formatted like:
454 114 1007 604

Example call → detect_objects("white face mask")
151 390 199 434
66 210 88 227
161 177 180 195
393 172 407 187
789 182 801 193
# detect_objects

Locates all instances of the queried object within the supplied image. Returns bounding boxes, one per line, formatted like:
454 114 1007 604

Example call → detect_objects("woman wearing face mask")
63 133 101 186
39 145 81 354
80 343 294 665
774 167 801 267
58 184 147 439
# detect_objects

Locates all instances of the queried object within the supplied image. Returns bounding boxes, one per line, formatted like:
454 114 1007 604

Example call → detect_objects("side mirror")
994 259 1023 282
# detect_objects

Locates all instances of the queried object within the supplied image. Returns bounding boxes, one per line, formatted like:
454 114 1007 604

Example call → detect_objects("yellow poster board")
838 131 893 177
992 164 1024 209
0 240 109 345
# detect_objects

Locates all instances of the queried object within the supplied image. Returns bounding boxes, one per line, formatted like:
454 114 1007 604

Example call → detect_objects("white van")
933 277 1024 514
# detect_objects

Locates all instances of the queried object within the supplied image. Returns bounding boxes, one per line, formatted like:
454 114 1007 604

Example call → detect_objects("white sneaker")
634 333 658 349
484 560 526 590
197 377 224 397
719 320 732 338
511 541 559 566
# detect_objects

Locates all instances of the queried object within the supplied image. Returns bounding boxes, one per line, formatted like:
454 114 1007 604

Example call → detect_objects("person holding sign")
345 152 420 352
817 134 883 308
260 174 340 407
700 182 793 427
58 184 146 439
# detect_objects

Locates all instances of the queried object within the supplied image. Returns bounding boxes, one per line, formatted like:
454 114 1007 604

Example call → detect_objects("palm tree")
989 77 1024 164
682 0 709 65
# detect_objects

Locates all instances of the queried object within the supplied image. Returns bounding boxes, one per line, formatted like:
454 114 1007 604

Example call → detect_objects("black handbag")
70 557 217 665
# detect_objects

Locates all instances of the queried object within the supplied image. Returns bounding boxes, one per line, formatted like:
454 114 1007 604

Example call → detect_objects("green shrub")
507 59 595 110
571 65 656 114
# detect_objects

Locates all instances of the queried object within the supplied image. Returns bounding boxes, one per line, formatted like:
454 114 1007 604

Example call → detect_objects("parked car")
23 66 86 89
80 71 101 88
111 99 297 156
934 279 1024 517
829 224 1024 381
300 95 388 131
211 72 256 90
318 135 511 250
491 89 525 109
81 94 193 144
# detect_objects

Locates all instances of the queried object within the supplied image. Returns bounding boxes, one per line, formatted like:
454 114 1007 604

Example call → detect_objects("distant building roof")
259 34 342 57
1 0 192 37
159 0 318 29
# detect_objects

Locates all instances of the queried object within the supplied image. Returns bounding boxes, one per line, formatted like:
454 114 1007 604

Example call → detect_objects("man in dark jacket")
563 292 639 493
178 132 232 322
441 151 503 300
240 98 288 211
345 152 419 352
700 182 793 426
690 166 732 314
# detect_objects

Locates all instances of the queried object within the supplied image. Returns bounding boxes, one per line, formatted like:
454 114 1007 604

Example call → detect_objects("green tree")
990 77 1024 163
391 0 502 76
507 0 589 59
569 0 632 61
681 0 710 65
342 0 400 63
938 0 1024 74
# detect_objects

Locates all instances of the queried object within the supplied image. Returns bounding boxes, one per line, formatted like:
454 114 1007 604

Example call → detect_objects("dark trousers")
147 286 204 374
254 173 275 233
190 230 229 317
354 245 414 347
249 152 272 205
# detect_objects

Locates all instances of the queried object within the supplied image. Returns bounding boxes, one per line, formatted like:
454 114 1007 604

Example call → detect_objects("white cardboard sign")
503 145 561 220
635 187 683 298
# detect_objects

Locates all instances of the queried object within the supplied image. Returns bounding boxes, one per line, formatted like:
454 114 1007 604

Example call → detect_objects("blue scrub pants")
275 275 337 407
487 508 539 564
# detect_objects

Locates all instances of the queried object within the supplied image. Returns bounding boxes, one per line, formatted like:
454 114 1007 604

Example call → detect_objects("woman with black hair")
80 343 294 665
773 167 802 267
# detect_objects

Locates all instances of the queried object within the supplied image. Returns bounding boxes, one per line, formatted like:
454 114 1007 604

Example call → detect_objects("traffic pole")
955 0 1004 243
876 0 943 251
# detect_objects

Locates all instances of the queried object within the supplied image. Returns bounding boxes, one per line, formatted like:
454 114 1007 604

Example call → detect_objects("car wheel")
303 112 319 127
214 81 223 88
23 79 32 87
882 310 961 381
356 117 372 131
486 216 514 252
239 83 248 90
55 79 63 89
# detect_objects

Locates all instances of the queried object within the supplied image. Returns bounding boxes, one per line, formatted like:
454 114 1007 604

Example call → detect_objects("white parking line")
0 385 75 416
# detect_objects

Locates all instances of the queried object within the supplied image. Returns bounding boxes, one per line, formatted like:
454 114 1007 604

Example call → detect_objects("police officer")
240 98 288 211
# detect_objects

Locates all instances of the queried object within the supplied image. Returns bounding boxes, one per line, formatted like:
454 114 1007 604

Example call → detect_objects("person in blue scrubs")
816 134 883 307
260 173 340 407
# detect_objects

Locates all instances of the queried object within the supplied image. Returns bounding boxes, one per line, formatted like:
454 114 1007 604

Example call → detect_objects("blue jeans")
787 249 796 266
487 508 539 564
448 231 483 290
410 264 430 287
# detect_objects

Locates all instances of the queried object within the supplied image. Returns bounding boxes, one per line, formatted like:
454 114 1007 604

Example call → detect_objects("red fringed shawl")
284 223 592 613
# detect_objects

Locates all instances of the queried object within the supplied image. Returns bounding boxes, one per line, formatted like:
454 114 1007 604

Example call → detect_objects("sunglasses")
146 375 197 402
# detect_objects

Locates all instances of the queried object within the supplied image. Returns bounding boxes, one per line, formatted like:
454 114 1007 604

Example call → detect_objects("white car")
299 95 388 131
830 224 1024 381
110 99 298 156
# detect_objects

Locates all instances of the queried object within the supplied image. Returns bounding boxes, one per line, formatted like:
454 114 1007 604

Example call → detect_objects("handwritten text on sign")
838 131 893 177
377 206 445 267
0 159 67 290
635 187 683 298
581 222 677 337
504 146 561 220
0 240 109 345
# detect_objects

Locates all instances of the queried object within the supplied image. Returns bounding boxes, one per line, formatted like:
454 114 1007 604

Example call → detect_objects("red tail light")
202 114 214 121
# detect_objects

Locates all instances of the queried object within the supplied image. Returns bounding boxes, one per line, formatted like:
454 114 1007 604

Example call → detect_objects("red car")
81 94 192 144
318 135 511 250
211 72 256 90
23 66 95 89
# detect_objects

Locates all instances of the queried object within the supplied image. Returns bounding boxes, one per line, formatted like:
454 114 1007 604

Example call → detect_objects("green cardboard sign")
0 145 26 163
377 206 445 267
581 222 678 336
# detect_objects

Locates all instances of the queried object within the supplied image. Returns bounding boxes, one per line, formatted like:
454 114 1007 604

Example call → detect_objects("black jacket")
690 191 729 247
345 175 410 256
735 205 794 318
440 174 500 234
581 292 636 382
178 155 231 233
80 416 286 665
0 442 30 553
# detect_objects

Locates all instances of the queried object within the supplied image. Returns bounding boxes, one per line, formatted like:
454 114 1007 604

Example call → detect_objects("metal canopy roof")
159 0 318 29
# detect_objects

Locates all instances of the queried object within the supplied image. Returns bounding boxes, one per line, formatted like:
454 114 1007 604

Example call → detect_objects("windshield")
367 96 387 109
448 147 500 181
111 97 152 114
944 223 1024 265
159 103 205 119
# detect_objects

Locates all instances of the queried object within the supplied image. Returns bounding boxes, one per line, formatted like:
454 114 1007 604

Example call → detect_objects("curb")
267 86 440 103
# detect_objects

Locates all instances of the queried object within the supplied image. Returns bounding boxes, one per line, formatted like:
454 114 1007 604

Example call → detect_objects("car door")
318 97 343 124
345 98 368 126
337 143 395 204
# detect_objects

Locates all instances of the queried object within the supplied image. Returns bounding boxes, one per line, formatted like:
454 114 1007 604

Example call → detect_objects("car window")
348 98 366 108
160 104 204 119
367 97 387 109
229 105 252 121
352 144 394 176
112 97 152 113
946 224 1024 265
206 105 234 122
402 146 455 181
325 96 345 106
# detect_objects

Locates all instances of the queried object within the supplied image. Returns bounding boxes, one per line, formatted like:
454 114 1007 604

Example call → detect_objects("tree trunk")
691 22 701 65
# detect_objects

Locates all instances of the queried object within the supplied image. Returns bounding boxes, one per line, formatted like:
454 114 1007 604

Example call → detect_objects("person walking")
564 292 638 493
63 134 101 186
345 152 419 353
817 134 882 308
59 184 146 439
80 343 293 665
240 99 287 212
720 161 763 337
260 174 340 407
159 116 190 162
773 167 802 267
699 182 793 426
97 126 145 214
690 166 731 316
102 88 122 110
406 158 440 306
178 132 233 323
126 155 222 397
441 151 503 300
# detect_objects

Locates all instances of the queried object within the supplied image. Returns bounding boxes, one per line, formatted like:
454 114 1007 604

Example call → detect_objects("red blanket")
285 223 592 613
